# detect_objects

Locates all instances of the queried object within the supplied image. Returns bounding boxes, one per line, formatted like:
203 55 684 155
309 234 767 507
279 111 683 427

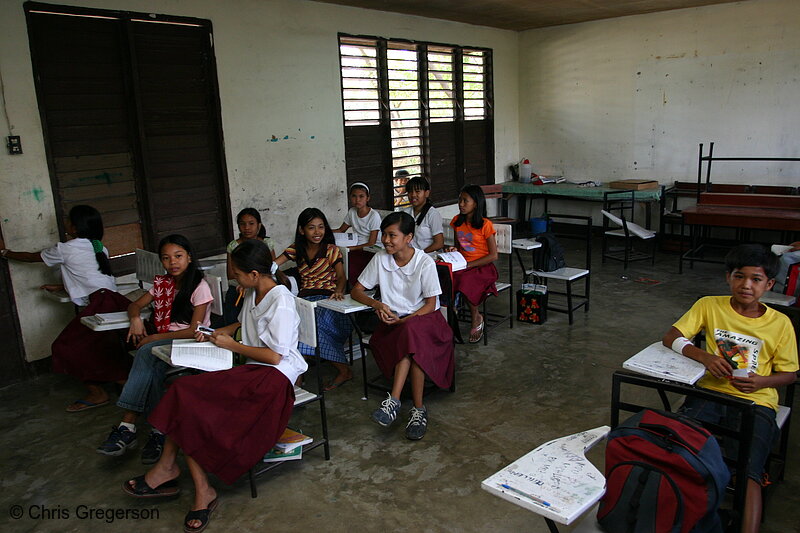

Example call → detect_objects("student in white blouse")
402 176 444 253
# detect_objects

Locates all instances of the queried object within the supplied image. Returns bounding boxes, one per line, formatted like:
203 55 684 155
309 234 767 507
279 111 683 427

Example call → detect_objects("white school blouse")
402 205 443 251
239 284 307 385
344 207 382 245
358 249 441 316
40 238 117 306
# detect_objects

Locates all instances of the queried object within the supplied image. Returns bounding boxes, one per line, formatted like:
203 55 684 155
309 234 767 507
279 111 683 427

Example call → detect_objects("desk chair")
601 191 656 268
480 184 517 226
480 223 514 345
247 297 330 498
524 214 591 325
135 249 164 288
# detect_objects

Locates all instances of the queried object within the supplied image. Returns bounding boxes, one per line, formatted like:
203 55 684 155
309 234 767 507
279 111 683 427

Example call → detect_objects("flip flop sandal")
183 497 219 533
122 475 180 498
65 399 109 413
468 318 485 344
323 377 353 392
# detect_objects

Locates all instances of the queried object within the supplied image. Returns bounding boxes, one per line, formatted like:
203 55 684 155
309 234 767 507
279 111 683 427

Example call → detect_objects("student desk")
501 182 662 230
316 295 372 399
80 310 152 331
481 426 609 532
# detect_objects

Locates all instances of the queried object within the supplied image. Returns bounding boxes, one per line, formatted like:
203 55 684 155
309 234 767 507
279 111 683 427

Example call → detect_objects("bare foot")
186 486 218 530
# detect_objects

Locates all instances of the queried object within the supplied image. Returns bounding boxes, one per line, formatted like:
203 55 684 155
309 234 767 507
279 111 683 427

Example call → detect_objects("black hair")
405 176 434 227
453 184 487 229
293 208 335 267
236 207 267 239
230 239 290 289
380 211 415 236
69 205 112 276
724 244 780 280
158 234 204 325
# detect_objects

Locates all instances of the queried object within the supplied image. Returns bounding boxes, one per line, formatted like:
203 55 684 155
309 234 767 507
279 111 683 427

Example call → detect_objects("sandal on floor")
66 399 109 413
122 475 180 498
468 317 484 344
323 377 353 392
183 497 219 533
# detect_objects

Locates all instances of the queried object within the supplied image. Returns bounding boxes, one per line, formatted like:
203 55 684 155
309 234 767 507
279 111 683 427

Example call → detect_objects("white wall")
519 0 800 186
0 0 518 360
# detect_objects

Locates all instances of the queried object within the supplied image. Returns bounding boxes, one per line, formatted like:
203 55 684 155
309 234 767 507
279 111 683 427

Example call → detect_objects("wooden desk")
481 426 609 530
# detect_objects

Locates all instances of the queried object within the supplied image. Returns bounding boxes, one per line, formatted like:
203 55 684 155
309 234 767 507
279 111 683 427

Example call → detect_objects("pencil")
235 290 243 306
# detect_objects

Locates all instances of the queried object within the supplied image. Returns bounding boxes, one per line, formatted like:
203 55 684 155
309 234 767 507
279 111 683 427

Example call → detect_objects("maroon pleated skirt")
369 311 454 389
348 249 373 285
148 364 294 485
452 263 498 306
51 289 133 383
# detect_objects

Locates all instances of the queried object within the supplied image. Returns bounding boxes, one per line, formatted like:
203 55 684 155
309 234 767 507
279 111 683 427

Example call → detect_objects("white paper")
170 339 233 372
623 341 706 385
334 232 357 247
95 311 131 324
437 251 467 271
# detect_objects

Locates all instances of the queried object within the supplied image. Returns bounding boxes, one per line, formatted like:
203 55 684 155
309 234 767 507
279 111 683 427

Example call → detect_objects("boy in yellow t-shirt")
662 244 798 533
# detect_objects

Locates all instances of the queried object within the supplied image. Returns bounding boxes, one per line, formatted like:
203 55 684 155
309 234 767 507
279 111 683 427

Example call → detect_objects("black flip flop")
122 475 180 498
183 497 219 533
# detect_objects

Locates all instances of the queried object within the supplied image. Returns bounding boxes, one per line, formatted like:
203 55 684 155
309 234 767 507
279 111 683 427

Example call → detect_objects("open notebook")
170 339 233 372
623 341 706 385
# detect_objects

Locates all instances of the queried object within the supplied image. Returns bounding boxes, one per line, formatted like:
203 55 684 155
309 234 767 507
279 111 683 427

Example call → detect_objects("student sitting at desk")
402 176 444 253
0 205 131 413
662 244 798 533
447 184 498 343
96 234 213 465
334 182 382 281
123 240 305 533
352 211 454 440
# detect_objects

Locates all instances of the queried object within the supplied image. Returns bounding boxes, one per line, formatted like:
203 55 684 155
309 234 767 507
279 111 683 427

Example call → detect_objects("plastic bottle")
520 159 532 183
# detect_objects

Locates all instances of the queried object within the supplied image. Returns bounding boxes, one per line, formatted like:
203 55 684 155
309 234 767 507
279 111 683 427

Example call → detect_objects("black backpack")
533 232 567 272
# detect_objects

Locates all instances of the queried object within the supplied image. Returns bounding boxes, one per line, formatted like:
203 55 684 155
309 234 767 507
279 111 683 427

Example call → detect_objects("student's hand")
127 317 147 344
208 331 238 351
444 246 457 253
790 241 800 252
373 302 398 324
194 330 210 342
702 352 733 379
731 373 765 394
40 284 63 292
135 333 161 349
330 291 344 301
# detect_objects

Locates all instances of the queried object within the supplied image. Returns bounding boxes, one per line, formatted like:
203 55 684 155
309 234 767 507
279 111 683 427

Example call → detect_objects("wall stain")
79 171 122 184
268 134 298 143
23 187 46 202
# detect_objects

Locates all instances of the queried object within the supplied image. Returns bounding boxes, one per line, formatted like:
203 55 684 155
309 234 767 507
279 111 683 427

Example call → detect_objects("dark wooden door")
0 227 29 386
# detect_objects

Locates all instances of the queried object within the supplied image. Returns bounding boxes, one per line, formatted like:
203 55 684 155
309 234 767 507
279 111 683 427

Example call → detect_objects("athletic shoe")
371 394 401 427
405 406 428 440
141 431 165 465
96 425 137 456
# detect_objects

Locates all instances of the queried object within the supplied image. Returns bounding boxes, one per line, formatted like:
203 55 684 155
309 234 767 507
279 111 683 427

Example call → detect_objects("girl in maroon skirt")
122 240 306 533
1 205 129 412
447 184 499 343
352 211 454 441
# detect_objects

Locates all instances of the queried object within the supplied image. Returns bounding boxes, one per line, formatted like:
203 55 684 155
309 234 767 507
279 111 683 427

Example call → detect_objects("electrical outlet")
7 136 22 155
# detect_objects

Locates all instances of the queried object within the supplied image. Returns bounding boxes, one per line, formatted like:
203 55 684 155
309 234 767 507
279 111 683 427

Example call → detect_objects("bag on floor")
516 284 547 324
532 232 566 272
598 409 729 533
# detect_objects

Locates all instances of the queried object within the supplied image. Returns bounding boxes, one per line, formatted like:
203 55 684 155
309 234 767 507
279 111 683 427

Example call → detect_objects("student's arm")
1 249 44 262
663 326 733 379
127 292 154 344
135 303 210 348
41 284 66 292
195 322 240 342
348 229 379 251
331 260 346 300
274 249 290 266
226 252 235 280
466 234 498 269
424 233 445 254
335 223 350 233
731 371 797 394
397 296 437 323
352 281 396 324
205 330 282 365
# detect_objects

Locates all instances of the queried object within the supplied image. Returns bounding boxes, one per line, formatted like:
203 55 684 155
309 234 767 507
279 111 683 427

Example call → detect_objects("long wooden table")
680 192 800 272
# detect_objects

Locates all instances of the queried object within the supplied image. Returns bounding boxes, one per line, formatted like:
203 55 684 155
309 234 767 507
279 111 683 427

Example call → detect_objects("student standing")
97 234 212 465
277 208 352 390
402 176 444 253
662 244 798 533
448 184 498 343
352 211 454 440
123 239 305 533
0 205 130 412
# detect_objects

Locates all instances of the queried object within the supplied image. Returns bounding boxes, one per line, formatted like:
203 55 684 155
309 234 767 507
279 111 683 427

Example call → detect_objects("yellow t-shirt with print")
672 296 798 412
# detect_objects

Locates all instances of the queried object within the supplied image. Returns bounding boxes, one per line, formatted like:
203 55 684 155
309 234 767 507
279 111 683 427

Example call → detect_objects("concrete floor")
1 241 798 533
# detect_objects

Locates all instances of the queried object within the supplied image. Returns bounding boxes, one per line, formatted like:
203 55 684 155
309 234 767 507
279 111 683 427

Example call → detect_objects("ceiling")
310 0 743 31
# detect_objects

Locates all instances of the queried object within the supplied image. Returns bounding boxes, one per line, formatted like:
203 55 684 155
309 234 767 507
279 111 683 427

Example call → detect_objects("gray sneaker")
371 394 401 427
96 425 137 456
405 406 428 440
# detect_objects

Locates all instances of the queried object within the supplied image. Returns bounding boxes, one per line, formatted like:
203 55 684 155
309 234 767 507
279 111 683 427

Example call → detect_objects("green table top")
501 181 662 201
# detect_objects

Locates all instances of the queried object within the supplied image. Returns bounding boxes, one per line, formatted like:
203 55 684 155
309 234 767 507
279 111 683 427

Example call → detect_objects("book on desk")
622 342 706 385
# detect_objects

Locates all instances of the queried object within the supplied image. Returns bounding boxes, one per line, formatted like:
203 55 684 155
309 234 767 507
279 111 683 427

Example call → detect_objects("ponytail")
231 239 290 290
69 205 113 276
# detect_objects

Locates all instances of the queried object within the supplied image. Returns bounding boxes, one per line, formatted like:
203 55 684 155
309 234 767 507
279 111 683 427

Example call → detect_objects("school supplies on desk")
170 339 233 372
436 251 467 271
623 342 706 385
95 311 132 324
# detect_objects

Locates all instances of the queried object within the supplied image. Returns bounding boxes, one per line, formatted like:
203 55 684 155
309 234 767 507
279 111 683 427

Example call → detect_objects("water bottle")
520 159 532 183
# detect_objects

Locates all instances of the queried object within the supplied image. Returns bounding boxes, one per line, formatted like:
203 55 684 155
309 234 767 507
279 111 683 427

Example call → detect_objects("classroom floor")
1 239 798 533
